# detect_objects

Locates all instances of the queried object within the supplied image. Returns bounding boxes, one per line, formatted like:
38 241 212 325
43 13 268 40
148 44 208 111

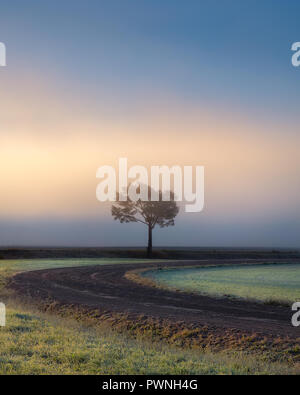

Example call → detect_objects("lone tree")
111 187 179 257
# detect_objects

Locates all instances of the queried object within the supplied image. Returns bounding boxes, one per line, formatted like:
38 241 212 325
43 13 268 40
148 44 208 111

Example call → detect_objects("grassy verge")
0 259 299 374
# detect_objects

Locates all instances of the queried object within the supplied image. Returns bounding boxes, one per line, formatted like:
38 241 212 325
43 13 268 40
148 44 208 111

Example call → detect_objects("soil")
9 259 300 347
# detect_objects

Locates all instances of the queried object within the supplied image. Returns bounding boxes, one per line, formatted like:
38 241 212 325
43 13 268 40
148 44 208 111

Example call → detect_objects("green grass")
1 307 298 375
0 258 299 374
142 263 300 304
1 258 155 273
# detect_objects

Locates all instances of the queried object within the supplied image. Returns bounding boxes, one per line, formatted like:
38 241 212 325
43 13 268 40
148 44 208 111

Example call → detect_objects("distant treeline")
1 247 300 260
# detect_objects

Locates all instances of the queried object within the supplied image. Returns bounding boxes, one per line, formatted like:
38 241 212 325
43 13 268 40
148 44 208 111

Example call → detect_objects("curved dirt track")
10 259 300 340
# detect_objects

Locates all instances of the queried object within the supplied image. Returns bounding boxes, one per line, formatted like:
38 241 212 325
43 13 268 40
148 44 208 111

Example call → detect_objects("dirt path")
9 259 300 341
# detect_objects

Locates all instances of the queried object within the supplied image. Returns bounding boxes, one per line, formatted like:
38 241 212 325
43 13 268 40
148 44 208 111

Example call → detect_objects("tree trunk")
147 225 152 258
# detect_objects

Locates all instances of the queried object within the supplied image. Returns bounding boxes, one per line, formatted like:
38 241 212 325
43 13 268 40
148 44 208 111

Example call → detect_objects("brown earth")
9 259 300 357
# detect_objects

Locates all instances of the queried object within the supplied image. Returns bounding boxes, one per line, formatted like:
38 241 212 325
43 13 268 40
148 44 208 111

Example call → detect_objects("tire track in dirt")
9 259 300 340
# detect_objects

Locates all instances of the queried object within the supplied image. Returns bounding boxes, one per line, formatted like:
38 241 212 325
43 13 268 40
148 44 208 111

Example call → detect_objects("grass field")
4 306 299 375
0 259 299 374
142 263 300 304
1 258 154 273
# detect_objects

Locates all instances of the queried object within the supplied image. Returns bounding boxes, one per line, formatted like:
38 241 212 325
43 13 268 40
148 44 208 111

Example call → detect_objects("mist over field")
1 216 300 248
1 1 300 248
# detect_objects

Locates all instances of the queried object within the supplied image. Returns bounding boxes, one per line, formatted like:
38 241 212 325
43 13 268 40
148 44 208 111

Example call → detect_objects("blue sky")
1 1 300 247
1 0 300 122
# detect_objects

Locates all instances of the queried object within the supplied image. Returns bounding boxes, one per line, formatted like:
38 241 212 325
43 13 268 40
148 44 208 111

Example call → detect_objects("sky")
0 0 300 247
